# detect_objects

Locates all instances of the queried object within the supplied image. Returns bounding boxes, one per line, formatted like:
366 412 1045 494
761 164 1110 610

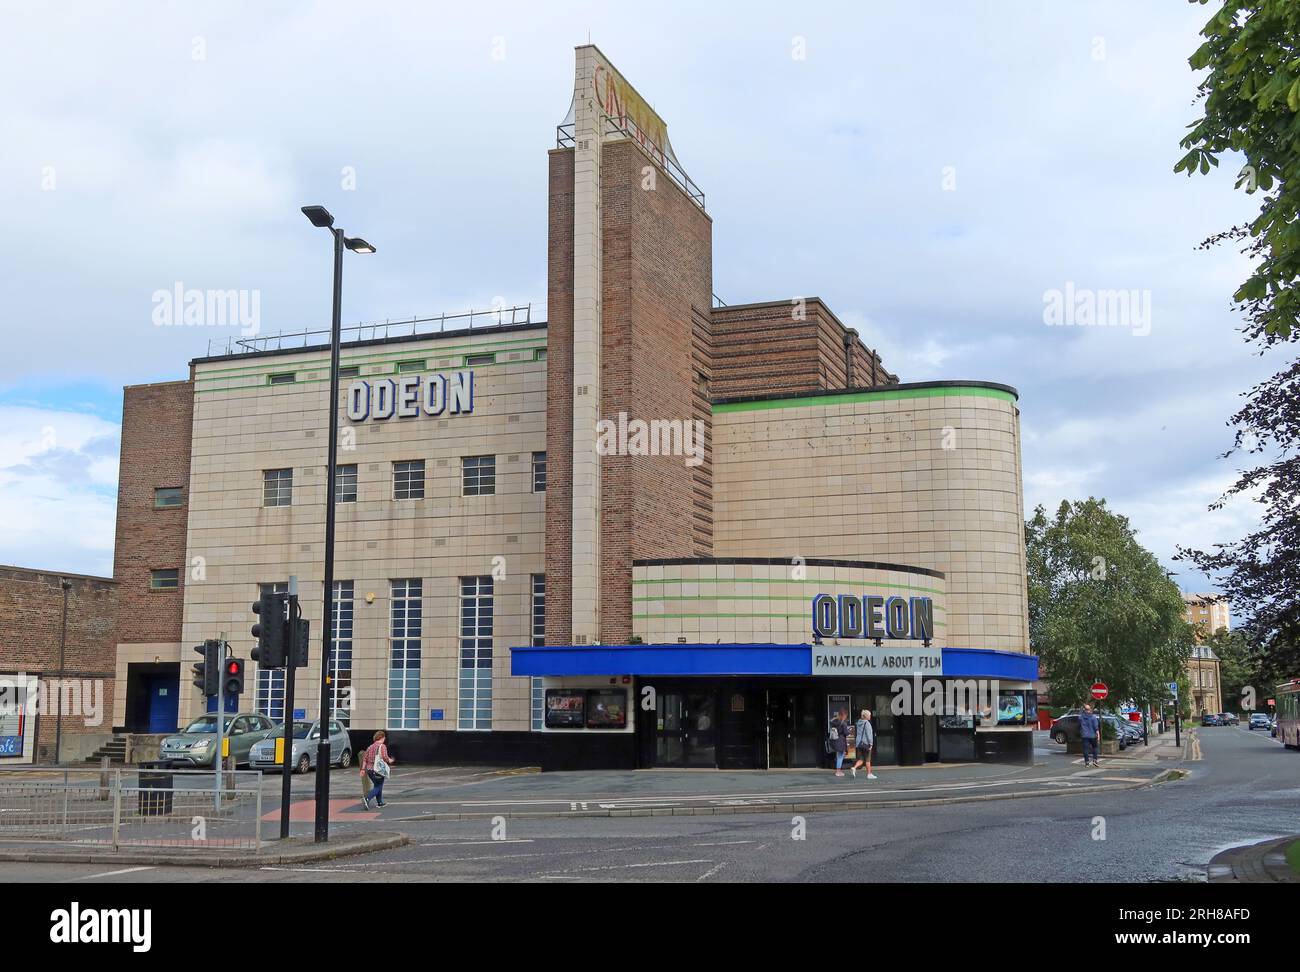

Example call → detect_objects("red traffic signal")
223 657 245 696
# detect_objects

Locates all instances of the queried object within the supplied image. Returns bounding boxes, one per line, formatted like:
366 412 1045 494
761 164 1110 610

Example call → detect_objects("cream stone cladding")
632 560 945 648
182 326 548 732
711 383 1028 654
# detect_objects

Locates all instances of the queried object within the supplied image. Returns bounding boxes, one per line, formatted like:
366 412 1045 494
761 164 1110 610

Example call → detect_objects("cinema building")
110 47 1037 770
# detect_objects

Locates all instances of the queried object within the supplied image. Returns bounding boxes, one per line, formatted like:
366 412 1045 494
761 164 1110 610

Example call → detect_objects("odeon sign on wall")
811 593 942 677
346 370 474 422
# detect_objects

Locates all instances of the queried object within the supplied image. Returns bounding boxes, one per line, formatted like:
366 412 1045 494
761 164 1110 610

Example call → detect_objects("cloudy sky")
0 1 1272 594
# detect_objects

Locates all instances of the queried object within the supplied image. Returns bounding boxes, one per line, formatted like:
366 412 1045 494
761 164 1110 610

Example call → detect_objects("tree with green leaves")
1027 499 1195 710
1174 0 1300 679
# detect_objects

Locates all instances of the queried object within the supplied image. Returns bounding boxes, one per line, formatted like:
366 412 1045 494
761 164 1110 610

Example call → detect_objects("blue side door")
147 676 180 733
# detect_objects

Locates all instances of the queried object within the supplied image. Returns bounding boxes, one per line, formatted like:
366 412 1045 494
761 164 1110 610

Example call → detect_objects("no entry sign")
1091 682 1109 700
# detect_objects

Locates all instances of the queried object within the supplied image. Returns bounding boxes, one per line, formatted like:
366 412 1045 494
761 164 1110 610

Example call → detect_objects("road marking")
414 839 534 847
697 862 727 882
540 858 713 875
64 866 155 882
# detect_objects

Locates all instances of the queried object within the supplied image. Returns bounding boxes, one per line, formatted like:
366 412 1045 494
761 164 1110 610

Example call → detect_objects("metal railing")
557 117 706 211
0 767 263 852
205 302 539 358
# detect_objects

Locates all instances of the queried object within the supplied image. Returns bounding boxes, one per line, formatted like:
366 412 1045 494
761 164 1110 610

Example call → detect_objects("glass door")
684 692 717 767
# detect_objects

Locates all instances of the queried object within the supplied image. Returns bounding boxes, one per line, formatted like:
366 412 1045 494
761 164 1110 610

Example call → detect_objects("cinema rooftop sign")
346 370 474 422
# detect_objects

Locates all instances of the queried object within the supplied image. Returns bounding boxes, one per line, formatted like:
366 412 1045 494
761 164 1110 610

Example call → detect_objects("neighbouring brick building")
0 565 118 764
111 46 1036 770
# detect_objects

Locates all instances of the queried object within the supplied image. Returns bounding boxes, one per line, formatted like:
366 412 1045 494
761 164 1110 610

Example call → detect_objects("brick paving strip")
1207 835 1300 883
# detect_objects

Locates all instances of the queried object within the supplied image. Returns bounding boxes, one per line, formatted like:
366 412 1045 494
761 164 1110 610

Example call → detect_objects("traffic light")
251 592 288 668
191 639 220 696
293 619 310 668
223 657 245 696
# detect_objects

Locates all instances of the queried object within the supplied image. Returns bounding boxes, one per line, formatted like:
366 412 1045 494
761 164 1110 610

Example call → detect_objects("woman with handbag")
362 729 394 809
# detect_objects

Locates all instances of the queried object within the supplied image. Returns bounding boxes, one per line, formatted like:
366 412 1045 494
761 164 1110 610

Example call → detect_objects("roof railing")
557 117 705 211
203 303 537 357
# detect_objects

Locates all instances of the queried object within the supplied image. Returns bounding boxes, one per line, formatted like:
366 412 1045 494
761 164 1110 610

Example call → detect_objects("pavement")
0 728 1190 869
1208 835 1300 883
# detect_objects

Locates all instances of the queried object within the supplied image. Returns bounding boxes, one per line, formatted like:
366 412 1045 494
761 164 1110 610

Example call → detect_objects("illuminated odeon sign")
345 370 474 422
811 593 934 643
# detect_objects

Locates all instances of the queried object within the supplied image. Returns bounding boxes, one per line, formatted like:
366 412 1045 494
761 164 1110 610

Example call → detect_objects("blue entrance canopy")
511 642 1038 681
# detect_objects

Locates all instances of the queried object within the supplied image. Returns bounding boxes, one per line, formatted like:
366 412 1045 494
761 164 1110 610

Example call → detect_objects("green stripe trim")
712 385 1016 414
193 337 547 383
194 354 545 395
633 576 943 596
633 592 944 609
633 611 946 626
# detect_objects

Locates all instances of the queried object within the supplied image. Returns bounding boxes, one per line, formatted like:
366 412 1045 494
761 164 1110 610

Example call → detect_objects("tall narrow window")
531 574 545 731
462 455 495 496
389 579 422 730
394 460 425 500
459 576 493 730
331 580 354 724
335 464 358 503
256 582 288 722
263 468 293 507
531 452 547 493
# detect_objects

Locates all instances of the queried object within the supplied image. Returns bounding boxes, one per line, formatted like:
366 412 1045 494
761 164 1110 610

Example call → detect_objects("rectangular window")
396 359 426 373
533 348 547 361
531 452 546 493
149 568 179 591
393 460 425 500
335 464 358 503
256 582 288 722
268 372 296 385
389 579 422 730
462 455 496 496
338 365 361 379
153 487 183 508
263 468 293 507
459 576 493 730
331 580 354 725
530 574 545 731
465 352 495 367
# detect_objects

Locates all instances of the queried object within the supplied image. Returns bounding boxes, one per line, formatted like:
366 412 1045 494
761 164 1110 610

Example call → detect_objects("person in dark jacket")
1079 704 1101 767
830 709 850 777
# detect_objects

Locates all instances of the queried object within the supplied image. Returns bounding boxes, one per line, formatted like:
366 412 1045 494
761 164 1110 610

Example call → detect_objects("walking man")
1079 703 1101 767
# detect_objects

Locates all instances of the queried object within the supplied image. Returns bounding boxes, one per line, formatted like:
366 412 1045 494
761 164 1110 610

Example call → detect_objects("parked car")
159 713 276 767
1099 714 1130 750
1116 718 1145 742
1249 713 1272 731
249 719 352 774
1219 712 1239 726
1052 713 1128 749
1201 713 1224 726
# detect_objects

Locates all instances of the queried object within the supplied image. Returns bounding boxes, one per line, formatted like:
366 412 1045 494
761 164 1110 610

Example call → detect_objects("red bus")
1276 680 1300 750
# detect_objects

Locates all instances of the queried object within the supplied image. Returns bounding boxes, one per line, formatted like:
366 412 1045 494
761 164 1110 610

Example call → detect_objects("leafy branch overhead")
1176 0 1300 336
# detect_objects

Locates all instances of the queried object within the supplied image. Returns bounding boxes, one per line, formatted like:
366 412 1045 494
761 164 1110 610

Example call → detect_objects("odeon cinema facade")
111 46 1037 771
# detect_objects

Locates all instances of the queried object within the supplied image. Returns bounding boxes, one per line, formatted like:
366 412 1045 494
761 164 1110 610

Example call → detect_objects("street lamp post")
301 205 374 843
54 578 71 764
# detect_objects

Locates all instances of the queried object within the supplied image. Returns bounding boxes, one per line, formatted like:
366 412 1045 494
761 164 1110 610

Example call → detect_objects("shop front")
513 642 1040 769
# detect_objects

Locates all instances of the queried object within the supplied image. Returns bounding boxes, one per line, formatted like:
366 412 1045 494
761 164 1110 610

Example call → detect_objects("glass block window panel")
331 580 354 724
256 581 288 722
263 468 293 507
459 576 493 730
532 678 545 732
393 460 425 500
388 579 422 730
462 455 495 496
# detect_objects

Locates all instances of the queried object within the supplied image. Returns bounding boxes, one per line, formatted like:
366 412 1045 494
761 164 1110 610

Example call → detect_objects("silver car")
249 719 353 774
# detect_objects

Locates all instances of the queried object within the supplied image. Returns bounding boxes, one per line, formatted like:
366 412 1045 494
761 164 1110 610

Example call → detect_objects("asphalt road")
3 724 1293 883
